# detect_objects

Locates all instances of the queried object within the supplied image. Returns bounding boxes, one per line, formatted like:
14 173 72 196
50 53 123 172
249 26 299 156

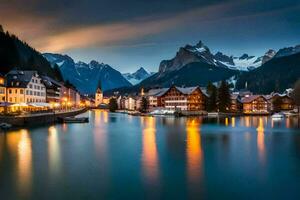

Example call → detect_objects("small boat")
207 112 219 117
271 113 284 119
62 117 89 123
0 123 12 130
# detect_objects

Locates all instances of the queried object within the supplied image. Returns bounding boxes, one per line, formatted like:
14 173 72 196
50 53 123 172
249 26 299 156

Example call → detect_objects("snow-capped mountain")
122 67 152 85
219 53 263 71
274 45 300 58
158 41 267 73
43 53 132 94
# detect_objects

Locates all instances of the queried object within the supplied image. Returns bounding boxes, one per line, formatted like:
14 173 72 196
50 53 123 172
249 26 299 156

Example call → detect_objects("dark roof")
147 88 168 97
41 75 63 89
241 95 267 103
5 70 38 88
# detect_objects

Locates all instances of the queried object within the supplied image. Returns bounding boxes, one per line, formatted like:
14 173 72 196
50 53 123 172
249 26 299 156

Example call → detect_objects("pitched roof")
147 88 168 97
241 95 267 103
41 75 63 88
6 70 38 88
175 86 199 95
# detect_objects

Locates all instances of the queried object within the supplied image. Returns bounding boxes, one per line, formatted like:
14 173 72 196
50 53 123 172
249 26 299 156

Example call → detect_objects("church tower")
95 81 103 107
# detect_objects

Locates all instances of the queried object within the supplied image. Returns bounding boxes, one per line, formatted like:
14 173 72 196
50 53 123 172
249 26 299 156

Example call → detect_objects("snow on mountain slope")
122 67 152 85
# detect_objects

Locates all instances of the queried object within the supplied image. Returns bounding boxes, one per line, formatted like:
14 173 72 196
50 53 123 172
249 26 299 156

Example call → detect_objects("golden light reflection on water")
225 117 229 126
7 129 33 197
257 117 265 163
231 117 235 127
48 126 61 178
186 118 203 185
142 117 159 184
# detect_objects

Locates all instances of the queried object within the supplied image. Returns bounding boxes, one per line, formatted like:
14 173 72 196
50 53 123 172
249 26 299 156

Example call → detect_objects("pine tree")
140 97 149 113
217 80 231 112
291 79 300 113
109 98 118 112
206 81 217 112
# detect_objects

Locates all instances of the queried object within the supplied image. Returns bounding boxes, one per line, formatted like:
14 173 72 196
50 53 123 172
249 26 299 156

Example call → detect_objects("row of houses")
115 85 295 114
0 70 94 112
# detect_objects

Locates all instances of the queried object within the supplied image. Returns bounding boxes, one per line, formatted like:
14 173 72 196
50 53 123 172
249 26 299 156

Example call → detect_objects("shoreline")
0 108 88 127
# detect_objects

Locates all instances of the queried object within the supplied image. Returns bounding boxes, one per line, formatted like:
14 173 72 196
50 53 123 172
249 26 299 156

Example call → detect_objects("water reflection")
48 126 61 179
186 118 203 186
6 129 33 198
257 117 265 164
142 117 159 185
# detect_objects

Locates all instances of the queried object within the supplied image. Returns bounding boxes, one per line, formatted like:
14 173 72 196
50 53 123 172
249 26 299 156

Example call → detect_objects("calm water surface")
1 110 300 199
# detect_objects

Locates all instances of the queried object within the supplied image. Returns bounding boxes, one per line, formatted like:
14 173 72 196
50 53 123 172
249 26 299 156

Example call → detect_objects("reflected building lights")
225 118 229 126
16 129 32 197
142 117 159 185
186 118 203 185
257 117 265 163
231 117 235 128
48 126 61 178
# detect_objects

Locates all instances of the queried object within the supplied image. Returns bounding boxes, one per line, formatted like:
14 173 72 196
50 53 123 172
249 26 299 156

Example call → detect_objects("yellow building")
95 81 103 107
6 71 46 104
0 74 6 102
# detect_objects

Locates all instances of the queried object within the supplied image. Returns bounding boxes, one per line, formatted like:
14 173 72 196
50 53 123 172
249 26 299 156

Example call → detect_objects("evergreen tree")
140 97 149 113
217 80 231 112
206 81 217 112
272 97 282 113
109 98 118 112
291 79 300 113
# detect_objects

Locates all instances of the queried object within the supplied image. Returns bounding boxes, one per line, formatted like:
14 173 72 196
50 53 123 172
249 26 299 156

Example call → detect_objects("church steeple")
95 80 103 107
96 80 102 93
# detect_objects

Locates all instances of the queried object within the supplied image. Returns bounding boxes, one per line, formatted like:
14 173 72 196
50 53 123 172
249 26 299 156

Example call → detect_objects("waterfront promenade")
0 108 87 126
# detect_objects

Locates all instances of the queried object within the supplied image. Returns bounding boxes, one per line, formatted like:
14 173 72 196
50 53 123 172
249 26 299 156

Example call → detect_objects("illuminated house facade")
95 81 103 107
241 95 270 114
267 94 294 111
147 88 168 108
6 71 46 103
161 86 206 111
0 74 6 102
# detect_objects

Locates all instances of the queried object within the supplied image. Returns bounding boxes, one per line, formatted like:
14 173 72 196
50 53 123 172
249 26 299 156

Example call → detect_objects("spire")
96 80 102 93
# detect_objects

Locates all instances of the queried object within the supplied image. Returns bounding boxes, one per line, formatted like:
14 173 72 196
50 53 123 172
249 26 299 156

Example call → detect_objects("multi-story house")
146 88 168 108
230 94 243 112
124 96 136 110
241 95 270 114
161 86 206 111
5 70 46 104
0 73 6 102
41 76 62 103
266 93 294 111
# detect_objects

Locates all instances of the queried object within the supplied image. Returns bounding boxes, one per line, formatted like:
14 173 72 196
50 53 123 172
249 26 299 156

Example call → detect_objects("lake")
0 110 300 199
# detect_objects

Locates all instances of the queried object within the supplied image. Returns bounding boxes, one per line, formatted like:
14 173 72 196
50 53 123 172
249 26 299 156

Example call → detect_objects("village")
0 70 297 118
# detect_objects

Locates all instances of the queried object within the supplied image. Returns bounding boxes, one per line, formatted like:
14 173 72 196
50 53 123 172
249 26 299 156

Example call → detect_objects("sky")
1 0 300 73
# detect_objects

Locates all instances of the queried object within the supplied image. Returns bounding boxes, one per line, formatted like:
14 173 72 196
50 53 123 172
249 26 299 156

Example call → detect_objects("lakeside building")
265 93 294 111
147 88 168 108
95 81 103 107
42 76 62 103
5 70 46 104
0 73 6 102
230 94 243 112
241 95 270 114
160 86 206 111
124 96 136 110
60 83 79 107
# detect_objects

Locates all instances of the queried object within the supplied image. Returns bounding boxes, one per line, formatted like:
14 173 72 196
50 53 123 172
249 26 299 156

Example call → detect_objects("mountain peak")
239 54 249 59
90 60 99 66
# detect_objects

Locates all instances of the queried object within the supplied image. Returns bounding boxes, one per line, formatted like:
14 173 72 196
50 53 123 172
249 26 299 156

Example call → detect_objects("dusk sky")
1 0 300 72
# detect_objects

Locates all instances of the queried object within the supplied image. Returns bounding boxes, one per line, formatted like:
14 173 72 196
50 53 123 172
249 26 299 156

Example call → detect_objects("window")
29 84 32 88
15 89 17 94
20 89 24 94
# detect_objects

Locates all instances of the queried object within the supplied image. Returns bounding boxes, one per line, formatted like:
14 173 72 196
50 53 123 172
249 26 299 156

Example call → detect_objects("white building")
6 70 46 103
95 81 103 107
125 96 136 110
